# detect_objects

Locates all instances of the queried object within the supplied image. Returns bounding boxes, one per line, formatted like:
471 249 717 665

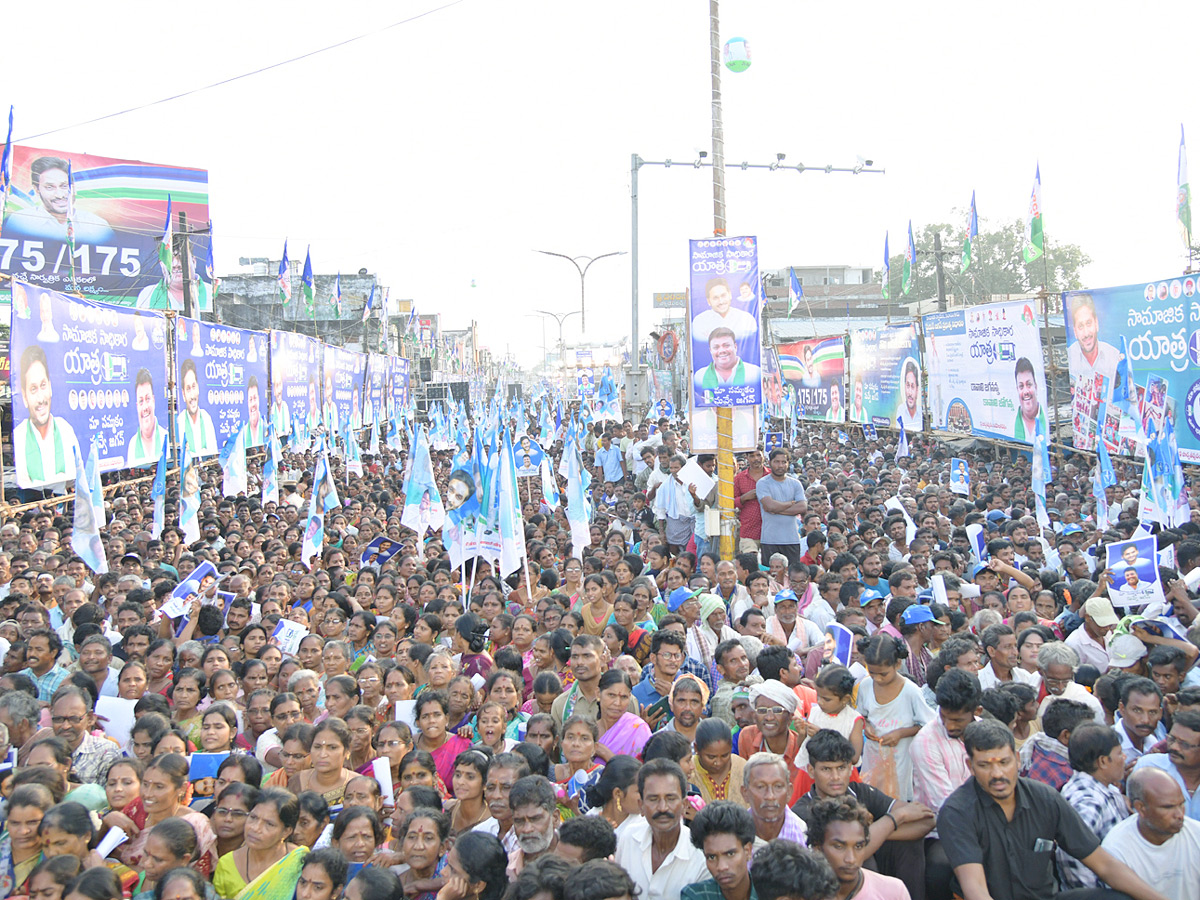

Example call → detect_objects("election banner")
0 145 210 307
847 324 923 432
1062 276 1200 462
174 318 269 456
777 336 847 423
363 354 389 429
9 283 170 488
762 346 784 421
391 357 411 414
922 299 1048 445
324 345 366 435
269 330 321 439
688 236 762 408
577 367 594 398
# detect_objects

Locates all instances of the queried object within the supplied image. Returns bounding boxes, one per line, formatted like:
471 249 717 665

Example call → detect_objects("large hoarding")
1063 276 1200 461
922 300 1048 445
324 345 366 434
364 354 388 428
174 318 269 455
777 337 847 423
269 331 320 438
391 358 411 415
1 145 210 307
9 283 169 487
847 324 923 431
688 236 762 408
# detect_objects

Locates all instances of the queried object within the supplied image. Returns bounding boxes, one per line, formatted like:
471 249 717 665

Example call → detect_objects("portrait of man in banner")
4 155 113 243
691 276 757 342
244 375 265 448
271 368 292 437
177 358 218 455
14 345 80 487
897 358 921 430
127 368 168 467
1011 357 1047 443
693 327 761 400
1066 292 1120 401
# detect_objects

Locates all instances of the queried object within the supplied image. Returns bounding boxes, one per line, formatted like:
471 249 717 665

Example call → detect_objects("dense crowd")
0 414 1198 900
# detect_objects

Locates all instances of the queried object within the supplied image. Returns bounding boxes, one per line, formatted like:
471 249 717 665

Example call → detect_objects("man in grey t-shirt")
755 448 806 567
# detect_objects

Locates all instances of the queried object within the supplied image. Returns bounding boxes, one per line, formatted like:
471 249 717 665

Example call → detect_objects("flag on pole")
179 433 201 544
1032 416 1052 529
497 429 527 578
1179 125 1193 253
333 272 343 318
65 162 77 289
346 424 364 478
902 221 916 296
788 267 803 317
159 196 173 282
0 106 13 219
302 247 315 317
961 190 978 274
895 418 909 461
300 452 336 570
401 425 446 537
1023 164 1044 263
262 423 279 506
205 228 218 306
151 432 168 539
71 440 108 575
277 240 291 305
881 233 890 300
362 284 375 323
219 426 248 497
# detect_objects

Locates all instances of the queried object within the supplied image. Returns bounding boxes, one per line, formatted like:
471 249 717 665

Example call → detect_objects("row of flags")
276 239 384 325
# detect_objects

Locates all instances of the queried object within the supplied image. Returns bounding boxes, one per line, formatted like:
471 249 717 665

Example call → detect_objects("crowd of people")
0 411 1198 900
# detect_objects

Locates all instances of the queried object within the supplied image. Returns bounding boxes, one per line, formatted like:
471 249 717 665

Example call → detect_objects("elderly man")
1036 642 1104 722
508 775 562 877
0 691 41 765
51 683 119 784
745 752 809 845
738 681 804 785
1101 767 1200 900
614 758 708 900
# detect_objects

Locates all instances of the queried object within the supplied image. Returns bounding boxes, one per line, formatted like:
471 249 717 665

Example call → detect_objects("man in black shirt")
792 729 933 899
937 719 1169 900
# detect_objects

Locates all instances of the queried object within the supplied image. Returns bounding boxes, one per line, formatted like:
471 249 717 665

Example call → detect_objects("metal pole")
632 154 641 372
179 211 193 319
710 0 735 563
934 232 948 312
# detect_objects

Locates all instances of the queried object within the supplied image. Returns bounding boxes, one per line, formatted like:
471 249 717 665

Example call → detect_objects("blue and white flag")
387 414 402 451
362 284 375 323
346 425 364 478
263 422 280 506
72 439 108 575
369 416 380 456
179 432 201 544
894 418 909 461
540 455 559 511
333 272 343 318
497 428 527 577
277 239 291 305
151 432 168 538
1033 416 1052 528
788 267 803 317
401 425 445 536
220 425 248 497
301 479 325 569
314 437 341 513
565 433 591 558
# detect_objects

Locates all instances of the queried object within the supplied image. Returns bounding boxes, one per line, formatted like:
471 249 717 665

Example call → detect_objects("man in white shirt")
614 759 708 900
1102 767 1200 900
1065 596 1118 671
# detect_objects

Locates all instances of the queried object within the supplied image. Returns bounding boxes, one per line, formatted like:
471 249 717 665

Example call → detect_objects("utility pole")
933 231 948 312
178 210 193 319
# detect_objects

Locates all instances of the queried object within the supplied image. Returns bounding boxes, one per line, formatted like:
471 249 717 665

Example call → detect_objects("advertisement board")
9 283 169 487
364 354 389 428
269 330 320 439
391 357 411 415
324 345 366 434
1 145 210 307
847 324 923 431
1062 276 1200 461
577 368 594 397
922 300 1048 445
174 318 269 455
762 346 784 421
777 336 847 422
688 236 761 408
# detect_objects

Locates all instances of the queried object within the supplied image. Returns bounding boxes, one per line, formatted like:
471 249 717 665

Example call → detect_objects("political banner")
847 324 923 431
9 283 169 488
777 336 847 423
577 367 594 397
762 346 784 421
1062 276 1200 461
363 355 389 428
1 145 210 307
323 345 366 435
688 236 762 408
391 357 411 415
175 318 269 456
269 330 320 439
922 300 1048 445
1106 535 1165 609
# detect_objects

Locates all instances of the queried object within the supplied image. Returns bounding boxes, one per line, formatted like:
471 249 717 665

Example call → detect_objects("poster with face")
1106 535 1164 609
949 458 971 496
688 236 761 409
513 434 545 477
175 318 269 455
269 330 320 439
847 324 923 431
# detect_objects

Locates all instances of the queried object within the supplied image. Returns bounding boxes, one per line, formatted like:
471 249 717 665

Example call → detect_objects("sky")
4 1 1198 366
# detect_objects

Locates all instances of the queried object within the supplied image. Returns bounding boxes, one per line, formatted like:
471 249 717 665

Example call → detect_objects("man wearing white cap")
1066 596 1118 671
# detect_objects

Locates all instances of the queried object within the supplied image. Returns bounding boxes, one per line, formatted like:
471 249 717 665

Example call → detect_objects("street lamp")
534 249 626 333
533 307 580 359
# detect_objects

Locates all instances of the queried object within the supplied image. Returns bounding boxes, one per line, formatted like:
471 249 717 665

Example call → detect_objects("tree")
880 218 1091 305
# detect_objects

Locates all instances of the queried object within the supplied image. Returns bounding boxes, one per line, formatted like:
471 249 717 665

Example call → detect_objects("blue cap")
986 509 1008 522
1062 523 1084 536
901 605 936 625
667 586 700 613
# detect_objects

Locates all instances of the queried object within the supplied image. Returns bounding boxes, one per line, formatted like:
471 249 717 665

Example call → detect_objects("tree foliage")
880 218 1091 305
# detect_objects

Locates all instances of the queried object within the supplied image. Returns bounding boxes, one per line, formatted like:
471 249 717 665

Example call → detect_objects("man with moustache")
614 759 708 900
127 368 168 466
506 775 561 877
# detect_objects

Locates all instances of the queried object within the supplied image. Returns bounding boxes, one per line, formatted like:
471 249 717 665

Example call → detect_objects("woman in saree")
212 789 306 900
285 718 357 821
105 753 218 879
612 594 652 665
595 670 651 760
414 691 471 795
0 784 54 897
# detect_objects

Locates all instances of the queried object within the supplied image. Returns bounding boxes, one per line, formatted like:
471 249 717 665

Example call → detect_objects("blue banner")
1063 276 1200 463
847 323 923 431
364 355 388 429
324 344 366 435
269 330 320 439
9 282 169 487
175 318 269 456
688 236 762 408
391 357 411 415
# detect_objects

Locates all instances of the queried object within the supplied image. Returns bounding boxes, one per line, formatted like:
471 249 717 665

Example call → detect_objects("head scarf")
698 593 725 624
749 679 798 715
669 673 711 709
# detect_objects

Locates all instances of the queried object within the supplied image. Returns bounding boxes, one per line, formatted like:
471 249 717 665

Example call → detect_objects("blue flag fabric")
151 432 168 538
72 439 108 575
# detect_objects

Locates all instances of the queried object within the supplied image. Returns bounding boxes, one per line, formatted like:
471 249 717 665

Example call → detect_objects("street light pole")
534 308 580 360
534 249 626 333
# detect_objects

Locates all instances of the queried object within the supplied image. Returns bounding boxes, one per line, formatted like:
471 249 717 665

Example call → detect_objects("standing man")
594 432 627 485
614 759 708 900
177 358 218 455
756 449 806 568
1101 767 1200 900
734 450 765 556
14 345 80 487
937 719 1169 900
127 368 168 467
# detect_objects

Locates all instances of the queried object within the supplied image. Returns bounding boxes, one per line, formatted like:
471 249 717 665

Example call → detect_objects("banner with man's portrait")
777 336 847 423
268 330 321 439
391 357 411 415
1 145 210 307
921 300 1048 446
847 324 923 432
323 345 367 435
688 236 761 409
363 354 389 429
9 283 169 488
174 317 269 457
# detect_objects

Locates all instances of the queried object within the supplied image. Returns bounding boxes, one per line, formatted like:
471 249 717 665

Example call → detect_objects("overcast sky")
5 1 1196 365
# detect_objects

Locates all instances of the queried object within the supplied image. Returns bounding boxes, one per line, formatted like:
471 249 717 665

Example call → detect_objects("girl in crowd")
693 718 744 805
855 635 934 802
438 831 508 900
474 702 514 756
796 665 864 770
584 756 642 840
399 749 444 794
524 714 560 764
293 792 331 850
295 848 347 900
27 856 82 900
446 749 493 836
